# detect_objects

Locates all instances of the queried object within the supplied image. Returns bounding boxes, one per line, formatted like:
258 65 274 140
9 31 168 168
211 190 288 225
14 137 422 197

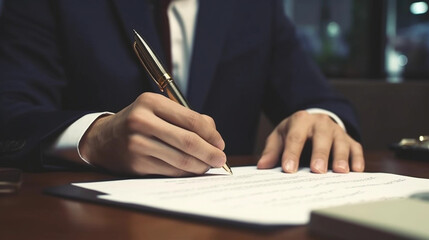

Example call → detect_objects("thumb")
257 129 284 169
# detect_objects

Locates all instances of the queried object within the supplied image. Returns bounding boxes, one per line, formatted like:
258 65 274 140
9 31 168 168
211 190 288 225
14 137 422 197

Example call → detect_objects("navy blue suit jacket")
0 0 360 169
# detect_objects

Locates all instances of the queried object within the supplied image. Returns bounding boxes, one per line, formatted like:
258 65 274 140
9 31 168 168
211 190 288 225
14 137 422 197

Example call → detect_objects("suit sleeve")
0 0 91 169
262 0 361 141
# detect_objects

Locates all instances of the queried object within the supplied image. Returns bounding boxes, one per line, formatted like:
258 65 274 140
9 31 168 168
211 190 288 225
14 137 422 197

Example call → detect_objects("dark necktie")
155 0 172 72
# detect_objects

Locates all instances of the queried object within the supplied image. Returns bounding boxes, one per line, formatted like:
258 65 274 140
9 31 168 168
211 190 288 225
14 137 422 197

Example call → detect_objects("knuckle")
126 136 144 156
137 92 157 104
293 110 309 120
286 131 306 145
176 153 193 169
126 112 152 132
205 151 222 167
318 114 332 122
333 127 347 137
131 135 149 151
125 112 140 130
314 116 335 130
207 130 222 146
186 112 201 131
181 132 198 152
202 114 216 128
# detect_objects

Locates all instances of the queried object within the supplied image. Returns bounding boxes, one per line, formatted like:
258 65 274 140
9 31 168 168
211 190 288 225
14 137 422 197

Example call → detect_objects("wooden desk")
1 151 429 240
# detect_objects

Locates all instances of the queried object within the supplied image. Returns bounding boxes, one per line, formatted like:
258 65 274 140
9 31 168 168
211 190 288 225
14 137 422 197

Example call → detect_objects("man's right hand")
79 93 226 176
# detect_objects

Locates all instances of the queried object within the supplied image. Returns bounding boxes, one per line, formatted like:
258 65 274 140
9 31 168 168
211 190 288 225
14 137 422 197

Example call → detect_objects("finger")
165 128 226 168
130 155 195 177
202 114 216 128
174 111 224 150
148 95 225 149
331 135 351 173
128 134 211 175
350 141 365 172
280 111 317 173
310 125 334 174
201 114 225 150
257 129 283 169
282 129 307 173
144 114 226 168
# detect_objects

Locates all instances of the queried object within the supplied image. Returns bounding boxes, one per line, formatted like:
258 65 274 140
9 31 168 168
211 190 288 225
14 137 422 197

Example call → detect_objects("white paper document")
73 167 429 225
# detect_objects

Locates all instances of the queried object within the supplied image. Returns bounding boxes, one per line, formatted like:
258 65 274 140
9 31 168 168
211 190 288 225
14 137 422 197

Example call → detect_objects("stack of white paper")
73 167 429 225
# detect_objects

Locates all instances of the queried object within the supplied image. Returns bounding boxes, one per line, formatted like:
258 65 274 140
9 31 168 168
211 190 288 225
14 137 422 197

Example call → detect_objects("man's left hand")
257 111 365 173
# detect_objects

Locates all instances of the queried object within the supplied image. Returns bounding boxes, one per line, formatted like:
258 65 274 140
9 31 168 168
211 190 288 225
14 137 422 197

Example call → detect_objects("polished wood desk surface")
1 150 429 240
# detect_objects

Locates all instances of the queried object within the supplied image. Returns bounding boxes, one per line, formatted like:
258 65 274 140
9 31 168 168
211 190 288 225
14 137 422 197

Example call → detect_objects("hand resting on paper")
257 111 365 174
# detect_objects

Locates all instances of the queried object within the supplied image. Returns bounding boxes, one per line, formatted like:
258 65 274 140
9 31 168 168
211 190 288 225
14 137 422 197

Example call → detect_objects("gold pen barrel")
133 31 190 108
165 79 191 109
133 31 169 92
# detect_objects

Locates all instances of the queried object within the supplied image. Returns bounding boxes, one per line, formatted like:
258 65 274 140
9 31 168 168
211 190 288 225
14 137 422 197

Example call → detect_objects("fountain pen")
132 30 233 175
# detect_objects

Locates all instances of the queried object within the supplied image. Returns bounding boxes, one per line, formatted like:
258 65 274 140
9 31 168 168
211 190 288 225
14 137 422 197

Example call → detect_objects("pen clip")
133 41 166 92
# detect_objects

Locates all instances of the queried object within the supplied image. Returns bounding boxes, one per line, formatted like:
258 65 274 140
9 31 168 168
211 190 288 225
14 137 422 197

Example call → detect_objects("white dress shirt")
168 0 198 94
49 0 345 164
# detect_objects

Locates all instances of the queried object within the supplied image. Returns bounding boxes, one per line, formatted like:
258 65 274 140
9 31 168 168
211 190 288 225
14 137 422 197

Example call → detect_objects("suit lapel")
111 0 235 111
110 0 166 92
187 0 235 112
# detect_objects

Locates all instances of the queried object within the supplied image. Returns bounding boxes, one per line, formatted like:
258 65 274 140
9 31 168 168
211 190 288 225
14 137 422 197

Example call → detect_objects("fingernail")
336 160 349 172
284 160 296 173
353 162 364 172
313 159 326 173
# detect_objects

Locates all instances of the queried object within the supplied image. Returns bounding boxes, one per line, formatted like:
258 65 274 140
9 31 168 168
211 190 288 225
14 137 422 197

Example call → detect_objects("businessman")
0 0 364 176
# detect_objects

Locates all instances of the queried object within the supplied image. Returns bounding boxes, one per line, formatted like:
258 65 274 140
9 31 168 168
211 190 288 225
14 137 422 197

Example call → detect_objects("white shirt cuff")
306 108 346 131
49 112 113 165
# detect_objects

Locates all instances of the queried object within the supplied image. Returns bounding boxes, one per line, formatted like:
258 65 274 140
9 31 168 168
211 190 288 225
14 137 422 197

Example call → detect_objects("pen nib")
222 163 233 175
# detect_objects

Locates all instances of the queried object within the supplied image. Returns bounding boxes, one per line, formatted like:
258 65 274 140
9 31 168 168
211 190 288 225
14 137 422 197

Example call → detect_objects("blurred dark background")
284 0 429 81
